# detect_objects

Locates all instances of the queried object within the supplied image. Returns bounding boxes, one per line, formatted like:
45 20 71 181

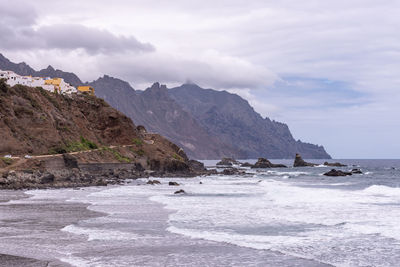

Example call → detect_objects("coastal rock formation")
216 158 240 166
222 168 246 175
324 161 347 167
323 169 352 176
251 158 287 168
169 181 179 186
293 154 318 167
351 168 363 174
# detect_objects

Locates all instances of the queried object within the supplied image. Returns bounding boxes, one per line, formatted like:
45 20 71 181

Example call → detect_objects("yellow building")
77 86 95 96
44 78 62 93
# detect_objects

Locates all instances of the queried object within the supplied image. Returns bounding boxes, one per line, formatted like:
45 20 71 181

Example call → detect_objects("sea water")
0 159 399 266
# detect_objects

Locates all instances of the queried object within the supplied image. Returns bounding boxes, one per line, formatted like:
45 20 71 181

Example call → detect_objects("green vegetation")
173 153 184 161
1 157 13 166
132 138 143 146
48 136 98 154
101 147 131 163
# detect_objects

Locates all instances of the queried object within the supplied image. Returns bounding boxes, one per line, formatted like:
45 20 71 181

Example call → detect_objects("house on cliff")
0 69 79 94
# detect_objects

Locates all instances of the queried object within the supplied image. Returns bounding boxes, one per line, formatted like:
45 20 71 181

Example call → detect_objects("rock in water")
324 161 347 167
168 181 179 186
351 168 363 174
147 180 161 185
323 169 352 176
216 158 240 166
174 189 186 194
251 158 287 168
293 154 318 167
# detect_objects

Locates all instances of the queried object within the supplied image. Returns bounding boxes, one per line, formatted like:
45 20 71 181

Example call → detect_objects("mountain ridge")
0 53 331 159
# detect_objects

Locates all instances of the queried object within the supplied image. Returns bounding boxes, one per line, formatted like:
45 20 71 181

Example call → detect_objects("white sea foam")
62 224 138 241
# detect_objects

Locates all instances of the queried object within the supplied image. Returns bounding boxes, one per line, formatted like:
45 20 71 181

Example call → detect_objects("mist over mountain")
0 53 330 159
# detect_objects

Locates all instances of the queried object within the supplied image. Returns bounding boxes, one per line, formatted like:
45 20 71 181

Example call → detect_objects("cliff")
0 80 206 189
169 83 330 159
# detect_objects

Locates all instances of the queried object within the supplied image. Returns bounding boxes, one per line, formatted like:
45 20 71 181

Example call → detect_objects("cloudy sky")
1 0 399 158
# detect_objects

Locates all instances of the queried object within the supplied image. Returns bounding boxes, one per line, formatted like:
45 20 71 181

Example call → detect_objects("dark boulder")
188 160 206 172
174 189 186 194
251 158 287 168
293 153 318 167
222 168 246 175
147 180 161 185
324 161 347 167
63 154 79 169
40 173 55 183
169 181 179 186
323 169 352 176
241 162 254 167
216 158 240 166
351 168 363 174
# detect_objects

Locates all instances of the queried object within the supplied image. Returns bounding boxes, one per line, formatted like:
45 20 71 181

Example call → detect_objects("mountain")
89 76 242 159
0 53 330 159
169 83 330 159
0 53 82 86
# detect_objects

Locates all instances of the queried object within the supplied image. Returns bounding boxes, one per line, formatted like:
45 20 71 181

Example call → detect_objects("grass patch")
102 147 132 163
1 157 13 166
173 153 184 161
48 136 98 154
132 138 143 146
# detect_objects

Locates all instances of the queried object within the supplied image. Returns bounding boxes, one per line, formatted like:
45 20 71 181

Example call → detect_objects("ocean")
0 159 399 266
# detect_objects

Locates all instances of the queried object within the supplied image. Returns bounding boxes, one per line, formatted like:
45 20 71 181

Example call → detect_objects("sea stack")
293 153 318 167
251 158 287 168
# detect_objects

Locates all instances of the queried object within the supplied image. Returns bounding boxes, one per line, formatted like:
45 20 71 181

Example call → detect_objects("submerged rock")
168 181 179 186
251 158 287 168
324 161 347 167
293 153 318 167
240 162 254 168
323 169 352 176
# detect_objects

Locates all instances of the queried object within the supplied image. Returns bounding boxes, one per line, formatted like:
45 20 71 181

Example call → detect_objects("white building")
0 69 77 94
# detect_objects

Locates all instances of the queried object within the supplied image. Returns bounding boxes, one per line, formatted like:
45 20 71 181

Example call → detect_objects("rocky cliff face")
89 76 241 159
169 83 330 159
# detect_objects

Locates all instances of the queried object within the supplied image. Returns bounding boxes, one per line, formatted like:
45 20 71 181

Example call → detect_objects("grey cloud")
0 3 154 54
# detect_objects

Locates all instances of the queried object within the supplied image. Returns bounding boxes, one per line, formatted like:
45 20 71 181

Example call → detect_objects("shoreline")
0 181 329 266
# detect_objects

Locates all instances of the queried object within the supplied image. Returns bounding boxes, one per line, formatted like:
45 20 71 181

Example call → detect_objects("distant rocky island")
0 53 330 160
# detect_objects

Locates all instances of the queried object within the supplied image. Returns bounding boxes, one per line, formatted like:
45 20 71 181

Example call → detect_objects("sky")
0 0 399 158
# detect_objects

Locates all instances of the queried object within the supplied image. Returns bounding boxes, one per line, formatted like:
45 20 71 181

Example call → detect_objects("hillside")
0 80 199 178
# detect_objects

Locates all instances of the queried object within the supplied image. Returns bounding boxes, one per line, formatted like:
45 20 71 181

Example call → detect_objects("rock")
251 158 287 168
351 168 363 174
40 173 55 183
199 181 203 184
169 181 179 186
174 189 186 194
241 162 254 167
147 180 161 185
63 154 79 169
323 169 352 176
324 161 347 167
293 153 318 167
222 168 246 175
188 160 206 172
216 158 240 166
